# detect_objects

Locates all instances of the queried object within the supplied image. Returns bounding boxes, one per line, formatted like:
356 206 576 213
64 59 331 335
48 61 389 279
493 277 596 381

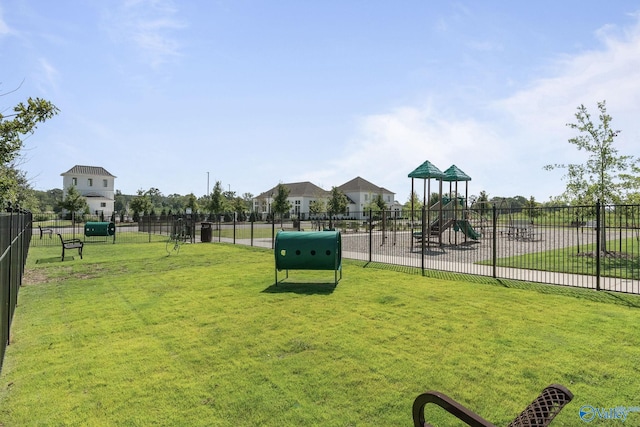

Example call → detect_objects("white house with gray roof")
337 176 398 219
254 181 330 219
254 177 398 220
61 165 116 218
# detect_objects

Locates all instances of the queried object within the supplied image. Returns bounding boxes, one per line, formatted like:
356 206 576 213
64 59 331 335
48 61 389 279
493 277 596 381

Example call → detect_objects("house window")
103 179 108 187
88 178 93 186
100 202 106 208
72 177 77 186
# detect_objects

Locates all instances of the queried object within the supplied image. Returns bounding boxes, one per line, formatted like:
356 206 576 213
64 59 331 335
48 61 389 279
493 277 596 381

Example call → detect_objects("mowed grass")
487 236 640 280
1 243 640 426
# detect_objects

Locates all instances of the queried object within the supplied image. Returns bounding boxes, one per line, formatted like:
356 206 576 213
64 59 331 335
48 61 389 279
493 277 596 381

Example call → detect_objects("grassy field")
1 242 640 426
486 236 640 280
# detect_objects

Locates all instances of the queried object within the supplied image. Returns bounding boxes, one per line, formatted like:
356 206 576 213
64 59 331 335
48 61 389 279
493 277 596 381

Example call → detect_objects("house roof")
256 182 330 199
338 176 393 195
61 165 116 177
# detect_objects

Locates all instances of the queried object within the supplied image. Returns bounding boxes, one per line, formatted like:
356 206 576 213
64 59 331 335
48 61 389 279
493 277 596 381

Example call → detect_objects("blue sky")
2 1 640 203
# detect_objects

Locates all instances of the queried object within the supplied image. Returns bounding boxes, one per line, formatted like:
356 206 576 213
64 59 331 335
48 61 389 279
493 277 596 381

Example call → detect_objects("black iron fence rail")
0 205 32 372
27 202 640 293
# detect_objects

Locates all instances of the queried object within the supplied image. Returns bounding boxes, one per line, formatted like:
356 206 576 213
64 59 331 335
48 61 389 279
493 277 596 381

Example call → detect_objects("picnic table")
505 220 540 241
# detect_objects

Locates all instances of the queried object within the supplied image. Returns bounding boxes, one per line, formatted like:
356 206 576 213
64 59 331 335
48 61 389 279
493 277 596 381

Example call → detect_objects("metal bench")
57 233 84 261
413 383 573 427
38 225 53 239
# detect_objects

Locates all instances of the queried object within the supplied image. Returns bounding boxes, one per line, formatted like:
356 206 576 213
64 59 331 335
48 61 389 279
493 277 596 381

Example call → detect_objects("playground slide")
455 220 481 240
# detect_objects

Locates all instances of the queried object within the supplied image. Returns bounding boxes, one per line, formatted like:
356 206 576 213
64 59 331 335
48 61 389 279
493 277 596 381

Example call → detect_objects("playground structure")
274 230 342 285
408 161 482 247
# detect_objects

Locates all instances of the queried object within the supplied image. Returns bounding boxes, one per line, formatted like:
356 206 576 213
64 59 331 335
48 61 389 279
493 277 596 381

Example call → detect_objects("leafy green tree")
472 190 490 218
272 183 291 225
0 94 58 203
0 164 39 209
207 181 227 218
185 193 198 214
525 196 540 219
545 101 635 205
403 191 423 218
59 185 88 219
130 189 153 218
309 198 326 217
327 186 348 215
545 101 637 252
114 190 127 213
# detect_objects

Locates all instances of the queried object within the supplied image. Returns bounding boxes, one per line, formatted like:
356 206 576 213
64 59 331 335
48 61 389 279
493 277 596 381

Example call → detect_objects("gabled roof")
256 182 330 198
61 165 116 177
338 176 393 195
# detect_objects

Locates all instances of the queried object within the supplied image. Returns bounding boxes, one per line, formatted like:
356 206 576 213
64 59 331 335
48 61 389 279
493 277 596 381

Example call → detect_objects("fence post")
421 205 426 275
233 212 236 244
271 213 275 249
596 200 601 291
368 209 373 263
492 204 497 278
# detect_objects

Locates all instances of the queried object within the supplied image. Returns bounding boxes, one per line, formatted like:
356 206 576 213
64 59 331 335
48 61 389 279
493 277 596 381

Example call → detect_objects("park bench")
413 383 573 427
38 225 53 239
57 233 84 261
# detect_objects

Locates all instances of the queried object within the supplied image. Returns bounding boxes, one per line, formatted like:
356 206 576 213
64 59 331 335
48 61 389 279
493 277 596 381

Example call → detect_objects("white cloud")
0 6 10 36
317 14 640 201
105 0 187 68
36 58 59 93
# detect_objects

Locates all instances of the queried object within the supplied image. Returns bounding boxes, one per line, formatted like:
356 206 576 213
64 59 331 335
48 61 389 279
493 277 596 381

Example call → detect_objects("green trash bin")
201 222 212 243
274 230 342 285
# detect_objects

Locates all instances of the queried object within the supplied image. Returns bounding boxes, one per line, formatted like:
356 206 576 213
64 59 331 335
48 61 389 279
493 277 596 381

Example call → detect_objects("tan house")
61 165 116 218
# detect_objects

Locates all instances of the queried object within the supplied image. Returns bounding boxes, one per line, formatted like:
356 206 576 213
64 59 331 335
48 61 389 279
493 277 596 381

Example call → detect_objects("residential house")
337 176 398 219
254 182 330 220
61 165 116 219
254 177 399 220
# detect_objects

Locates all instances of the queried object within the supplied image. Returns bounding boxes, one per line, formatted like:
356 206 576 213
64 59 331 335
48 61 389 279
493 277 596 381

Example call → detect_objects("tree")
327 187 348 216
59 185 88 220
185 193 198 214
545 100 637 252
130 189 153 219
309 198 326 217
0 94 59 204
403 191 423 219
272 183 291 225
0 164 38 210
545 101 635 205
207 181 227 219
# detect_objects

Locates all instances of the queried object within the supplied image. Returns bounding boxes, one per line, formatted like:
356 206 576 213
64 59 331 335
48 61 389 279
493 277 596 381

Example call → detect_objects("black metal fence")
1 205 32 371
27 202 640 293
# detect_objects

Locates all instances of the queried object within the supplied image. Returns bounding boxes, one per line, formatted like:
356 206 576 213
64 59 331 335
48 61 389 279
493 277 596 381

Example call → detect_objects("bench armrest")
413 391 497 427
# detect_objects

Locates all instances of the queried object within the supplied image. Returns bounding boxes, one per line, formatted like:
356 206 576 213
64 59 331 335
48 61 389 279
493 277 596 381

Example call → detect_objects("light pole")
207 172 210 197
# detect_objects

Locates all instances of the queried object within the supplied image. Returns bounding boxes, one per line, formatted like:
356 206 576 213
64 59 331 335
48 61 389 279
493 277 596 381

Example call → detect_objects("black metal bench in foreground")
413 383 573 426
57 233 84 261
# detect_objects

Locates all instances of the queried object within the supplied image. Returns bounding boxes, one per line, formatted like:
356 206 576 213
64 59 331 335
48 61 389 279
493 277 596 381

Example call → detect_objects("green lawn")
485 236 640 280
1 242 639 426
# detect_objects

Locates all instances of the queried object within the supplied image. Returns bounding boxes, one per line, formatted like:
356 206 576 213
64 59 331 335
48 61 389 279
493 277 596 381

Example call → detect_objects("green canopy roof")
408 160 446 179
443 164 471 182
